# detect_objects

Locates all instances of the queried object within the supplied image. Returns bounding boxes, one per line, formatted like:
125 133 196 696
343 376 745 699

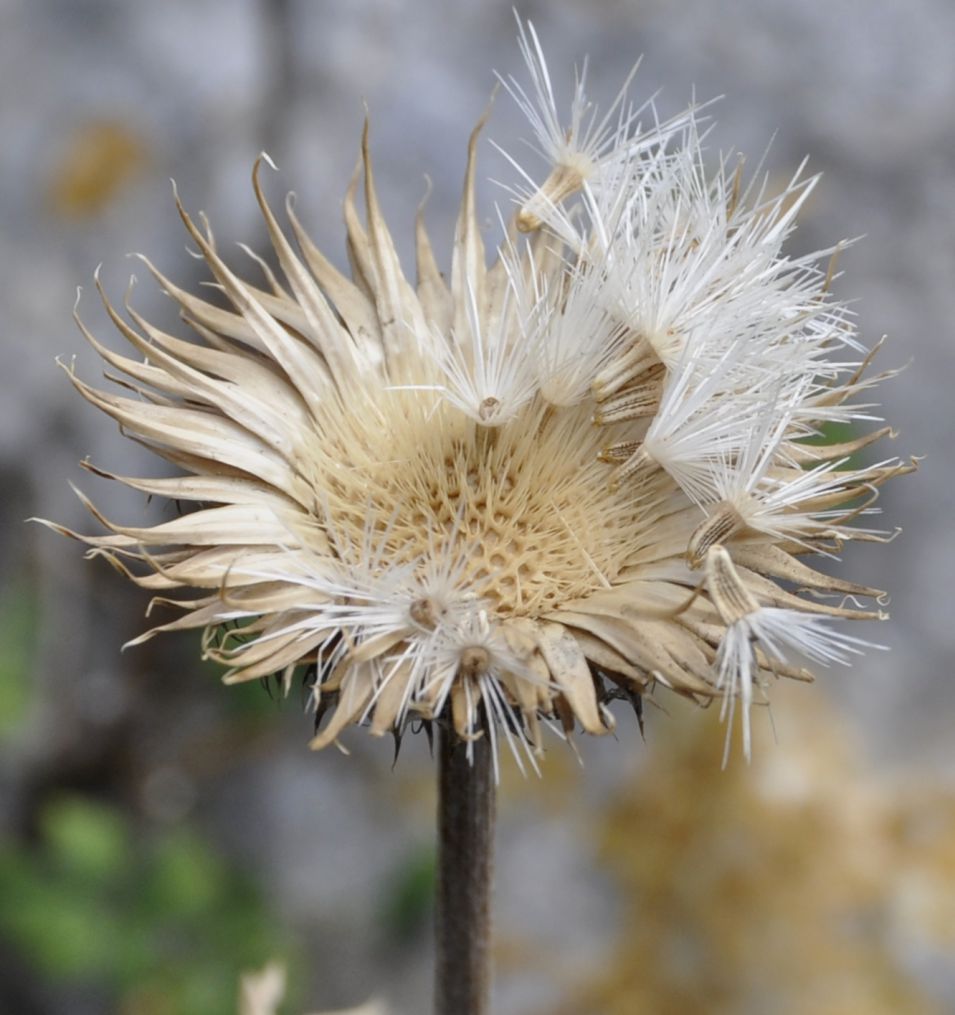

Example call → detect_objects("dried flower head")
48 21 910 769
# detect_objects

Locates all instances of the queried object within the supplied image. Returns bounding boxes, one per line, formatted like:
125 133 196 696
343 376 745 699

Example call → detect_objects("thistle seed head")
46 18 910 770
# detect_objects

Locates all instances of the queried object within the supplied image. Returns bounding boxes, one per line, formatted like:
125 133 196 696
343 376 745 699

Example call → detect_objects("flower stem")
434 723 495 1015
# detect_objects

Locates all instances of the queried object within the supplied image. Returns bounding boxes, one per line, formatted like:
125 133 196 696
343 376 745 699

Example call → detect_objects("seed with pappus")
45 19 911 769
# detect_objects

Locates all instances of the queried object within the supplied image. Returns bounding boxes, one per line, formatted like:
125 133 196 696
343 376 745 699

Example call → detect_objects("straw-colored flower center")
315 390 647 616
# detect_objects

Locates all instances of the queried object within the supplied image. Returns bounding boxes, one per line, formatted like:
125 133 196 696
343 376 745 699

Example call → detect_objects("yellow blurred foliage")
553 689 953 1015
47 119 148 218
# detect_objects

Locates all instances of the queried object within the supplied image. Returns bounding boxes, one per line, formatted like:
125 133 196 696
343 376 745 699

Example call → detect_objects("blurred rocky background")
1 0 953 1012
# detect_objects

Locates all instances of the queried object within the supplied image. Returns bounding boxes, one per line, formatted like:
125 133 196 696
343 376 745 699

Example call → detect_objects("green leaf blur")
0 574 37 737
0 795 298 1014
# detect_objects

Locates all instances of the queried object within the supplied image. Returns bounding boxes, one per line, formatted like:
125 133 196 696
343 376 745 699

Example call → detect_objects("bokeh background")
2 1 954 1012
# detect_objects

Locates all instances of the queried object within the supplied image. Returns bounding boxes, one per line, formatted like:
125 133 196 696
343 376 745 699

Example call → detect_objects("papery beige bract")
48 23 909 767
